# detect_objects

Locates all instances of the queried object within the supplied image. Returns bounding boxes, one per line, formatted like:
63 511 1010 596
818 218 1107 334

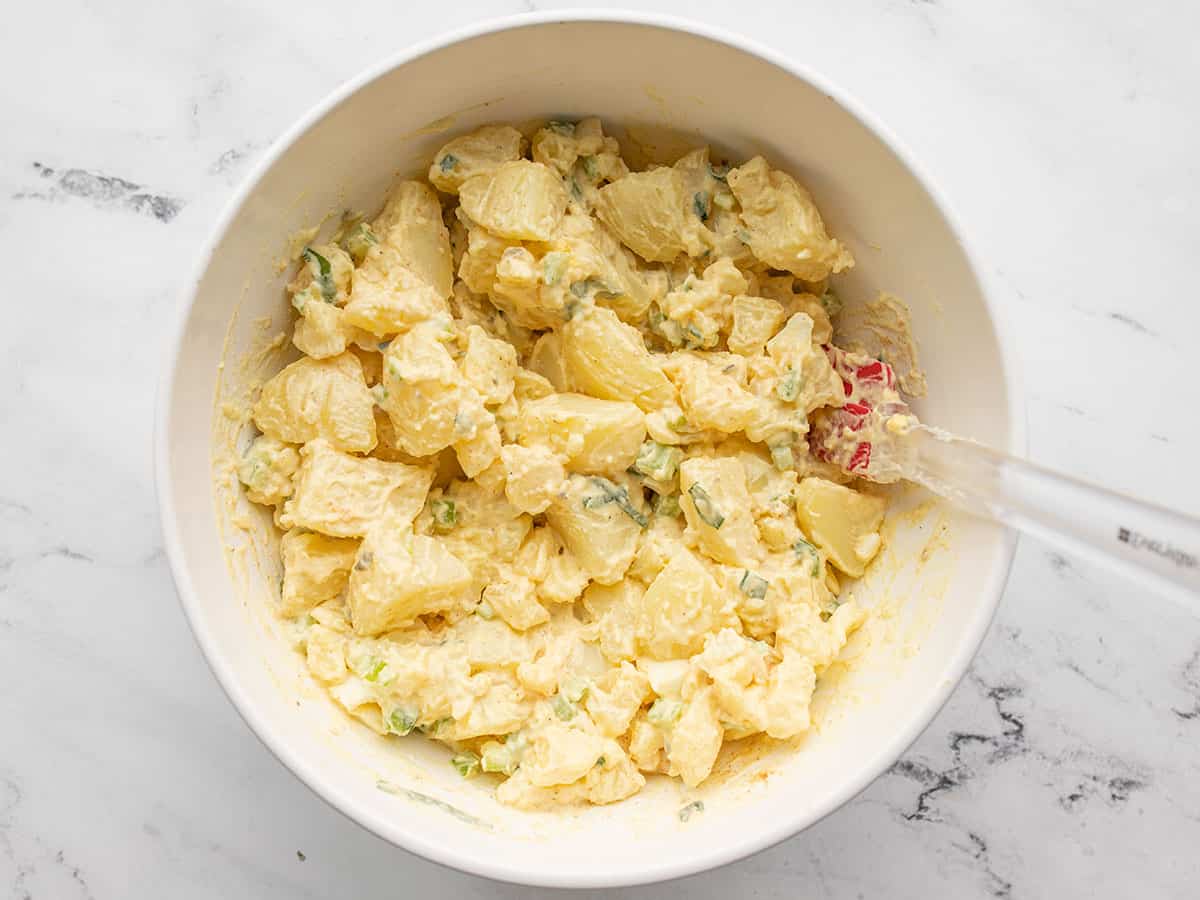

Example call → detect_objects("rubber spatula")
808 348 1200 605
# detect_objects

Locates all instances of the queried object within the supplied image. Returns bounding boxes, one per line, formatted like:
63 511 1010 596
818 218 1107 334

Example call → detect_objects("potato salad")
239 118 892 809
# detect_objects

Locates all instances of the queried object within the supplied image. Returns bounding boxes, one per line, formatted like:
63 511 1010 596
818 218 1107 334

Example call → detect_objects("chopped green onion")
341 222 378 264
692 191 710 221
418 716 453 736
595 755 606 767
548 120 576 135
820 288 843 317
654 493 681 518
794 537 822 577
552 693 576 721
707 162 730 181
650 310 684 346
542 251 569 286
302 248 337 302
481 732 526 775
561 676 590 703
683 323 705 347
633 441 683 482
568 177 584 202
738 570 769 600
776 370 802 402
735 228 752 245
476 600 495 620
562 299 582 321
569 277 617 300
354 551 374 571
770 444 795 472
581 156 599 178
480 747 514 775
363 659 387 682
582 477 649 527
647 697 683 726
431 498 457 532
480 749 511 774
687 484 725 529
439 153 458 172
818 592 841 619
451 752 480 777
238 454 264 490
387 707 418 736
678 800 705 822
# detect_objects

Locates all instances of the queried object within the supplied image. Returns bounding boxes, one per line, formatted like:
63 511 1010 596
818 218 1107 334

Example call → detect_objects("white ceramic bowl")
156 10 1022 888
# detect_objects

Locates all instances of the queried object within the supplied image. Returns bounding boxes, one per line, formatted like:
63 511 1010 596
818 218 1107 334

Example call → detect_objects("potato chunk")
726 156 853 282
547 473 645 584
594 167 692 262
459 160 568 241
527 331 571 392
252 353 376 453
655 257 746 349
518 393 645 476
666 354 761 435
237 435 299 506
376 321 488 457
342 249 448 336
667 686 722 787
292 298 352 359
279 529 358 616
347 527 472 635
434 481 532 595
284 438 434 537
728 295 785 356
453 414 501 478
765 313 843 413
636 547 733 659
764 651 817 739
428 124 525 194
531 117 617 176
582 580 641 663
500 443 566 515
561 306 675 411
371 180 454 299
678 457 764 566
459 324 517 406
482 573 549 631
489 245 569 329
519 723 613 788
794 477 886 577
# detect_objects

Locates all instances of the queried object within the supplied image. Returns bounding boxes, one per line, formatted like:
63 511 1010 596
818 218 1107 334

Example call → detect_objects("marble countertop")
3 0 1198 896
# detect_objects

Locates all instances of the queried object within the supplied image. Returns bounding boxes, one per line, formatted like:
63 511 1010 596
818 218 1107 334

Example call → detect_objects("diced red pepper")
853 360 896 389
855 361 885 382
848 441 872 472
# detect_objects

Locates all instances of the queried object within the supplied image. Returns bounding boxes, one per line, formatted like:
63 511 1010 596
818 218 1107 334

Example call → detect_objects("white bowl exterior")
158 12 1021 888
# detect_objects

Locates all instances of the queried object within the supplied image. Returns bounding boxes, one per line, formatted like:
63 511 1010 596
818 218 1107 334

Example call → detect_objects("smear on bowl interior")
231 117 925 810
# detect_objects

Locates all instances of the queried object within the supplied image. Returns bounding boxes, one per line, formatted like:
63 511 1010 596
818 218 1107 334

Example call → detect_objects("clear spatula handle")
908 427 1200 609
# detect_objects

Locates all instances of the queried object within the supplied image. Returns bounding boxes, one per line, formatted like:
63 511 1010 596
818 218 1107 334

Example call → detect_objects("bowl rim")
155 7 1026 888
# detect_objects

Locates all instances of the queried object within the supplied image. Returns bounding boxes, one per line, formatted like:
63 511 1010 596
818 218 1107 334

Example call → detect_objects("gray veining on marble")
3 0 1198 897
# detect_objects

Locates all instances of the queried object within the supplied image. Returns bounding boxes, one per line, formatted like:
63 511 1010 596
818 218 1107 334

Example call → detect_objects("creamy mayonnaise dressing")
234 118 912 809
